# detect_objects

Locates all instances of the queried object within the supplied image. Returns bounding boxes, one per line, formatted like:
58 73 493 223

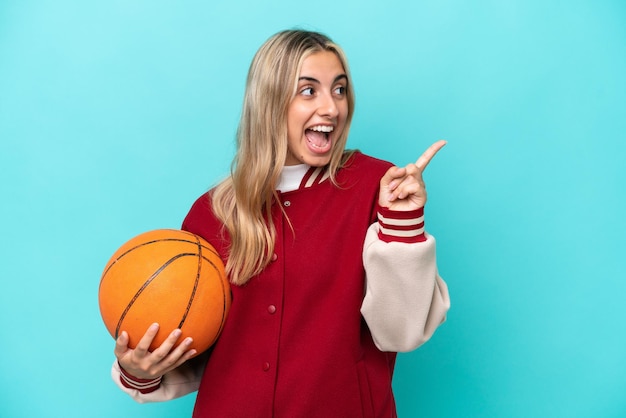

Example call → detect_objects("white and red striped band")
377 206 426 243
118 362 162 394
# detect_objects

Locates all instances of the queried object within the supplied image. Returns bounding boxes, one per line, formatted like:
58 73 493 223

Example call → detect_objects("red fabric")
182 153 400 418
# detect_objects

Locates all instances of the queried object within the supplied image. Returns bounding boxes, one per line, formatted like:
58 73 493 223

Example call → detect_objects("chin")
303 154 332 167
285 147 333 167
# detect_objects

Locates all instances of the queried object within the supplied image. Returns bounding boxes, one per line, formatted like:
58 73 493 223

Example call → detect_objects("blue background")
1 1 625 417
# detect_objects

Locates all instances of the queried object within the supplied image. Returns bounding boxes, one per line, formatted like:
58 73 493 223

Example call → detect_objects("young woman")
111 29 450 417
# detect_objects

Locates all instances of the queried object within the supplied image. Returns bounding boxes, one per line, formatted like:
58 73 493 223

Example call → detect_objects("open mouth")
305 125 334 153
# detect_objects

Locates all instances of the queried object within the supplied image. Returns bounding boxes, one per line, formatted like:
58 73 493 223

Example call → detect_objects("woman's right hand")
114 323 197 380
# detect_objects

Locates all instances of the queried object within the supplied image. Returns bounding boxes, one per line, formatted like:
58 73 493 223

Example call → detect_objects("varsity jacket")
111 152 450 417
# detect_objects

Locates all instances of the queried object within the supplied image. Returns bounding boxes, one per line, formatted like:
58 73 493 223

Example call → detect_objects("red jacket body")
181 152 398 417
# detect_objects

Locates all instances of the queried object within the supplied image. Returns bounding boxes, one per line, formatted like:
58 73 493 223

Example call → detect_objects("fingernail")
150 323 159 331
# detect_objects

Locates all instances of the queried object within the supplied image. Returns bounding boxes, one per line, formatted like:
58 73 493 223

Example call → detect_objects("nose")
317 92 339 119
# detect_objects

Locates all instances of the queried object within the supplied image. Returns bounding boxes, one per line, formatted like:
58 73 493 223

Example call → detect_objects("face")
285 50 349 166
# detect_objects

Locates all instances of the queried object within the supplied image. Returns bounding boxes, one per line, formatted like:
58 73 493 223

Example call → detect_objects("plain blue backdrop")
1 1 625 417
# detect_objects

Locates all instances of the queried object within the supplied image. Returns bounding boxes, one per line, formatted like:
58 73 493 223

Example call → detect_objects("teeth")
309 125 334 133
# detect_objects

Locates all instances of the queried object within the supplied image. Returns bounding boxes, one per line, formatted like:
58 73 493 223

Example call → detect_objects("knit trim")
301 166 330 189
118 363 162 394
377 206 426 243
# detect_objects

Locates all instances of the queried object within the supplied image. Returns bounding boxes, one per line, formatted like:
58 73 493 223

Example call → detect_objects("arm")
361 140 450 352
361 206 450 352
110 196 223 402
110 324 203 402
111 351 208 403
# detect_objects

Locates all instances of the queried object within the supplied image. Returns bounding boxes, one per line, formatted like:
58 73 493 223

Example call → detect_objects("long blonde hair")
211 30 355 285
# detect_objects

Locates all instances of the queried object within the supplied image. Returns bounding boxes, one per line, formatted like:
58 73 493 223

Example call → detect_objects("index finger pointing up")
415 140 447 170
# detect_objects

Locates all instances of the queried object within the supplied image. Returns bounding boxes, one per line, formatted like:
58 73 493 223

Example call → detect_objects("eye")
333 85 346 96
300 87 314 96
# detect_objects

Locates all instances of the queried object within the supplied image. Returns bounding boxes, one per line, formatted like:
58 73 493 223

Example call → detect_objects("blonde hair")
211 29 355 285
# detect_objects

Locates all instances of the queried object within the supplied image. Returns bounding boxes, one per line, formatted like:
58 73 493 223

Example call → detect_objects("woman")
111 29 450 417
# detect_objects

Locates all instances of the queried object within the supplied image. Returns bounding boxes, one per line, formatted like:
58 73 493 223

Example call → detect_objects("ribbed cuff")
118 362 162 394
377 206 426 243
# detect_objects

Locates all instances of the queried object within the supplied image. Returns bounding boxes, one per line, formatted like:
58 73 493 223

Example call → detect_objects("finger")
381 166 406 183
395 181 424 200
134 323 160 355
415 140 447 171
381 166 407 191
169 345 197 370
153 335 194 373
150 329 184 361
114 331 130 357
157 348 197 376
392 174 424 200
167 337 195 366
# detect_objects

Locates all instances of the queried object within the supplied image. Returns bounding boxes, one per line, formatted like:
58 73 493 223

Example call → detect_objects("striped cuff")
118 363 162 394
377 206 426 243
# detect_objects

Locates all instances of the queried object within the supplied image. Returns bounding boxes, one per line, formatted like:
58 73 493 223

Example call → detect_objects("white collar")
277 164 309 192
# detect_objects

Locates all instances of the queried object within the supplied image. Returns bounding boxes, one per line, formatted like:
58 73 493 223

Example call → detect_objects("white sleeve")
361 219 450 353
111 356 205 403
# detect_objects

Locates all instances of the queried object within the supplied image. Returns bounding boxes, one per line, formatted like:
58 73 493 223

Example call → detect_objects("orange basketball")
98 229 231 356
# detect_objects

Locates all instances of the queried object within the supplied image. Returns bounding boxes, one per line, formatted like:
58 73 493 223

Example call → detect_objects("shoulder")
181 192 228 253
183 193 213 224
344 150 393 170
339 151 393 180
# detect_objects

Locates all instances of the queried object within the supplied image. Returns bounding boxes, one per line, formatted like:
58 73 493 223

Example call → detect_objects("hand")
114 323 197 380
379 140 446 211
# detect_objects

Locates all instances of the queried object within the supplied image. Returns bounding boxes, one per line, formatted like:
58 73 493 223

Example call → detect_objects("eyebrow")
298 74 348 84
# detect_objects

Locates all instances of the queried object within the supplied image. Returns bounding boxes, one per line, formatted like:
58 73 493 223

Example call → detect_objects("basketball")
98 229 231 357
